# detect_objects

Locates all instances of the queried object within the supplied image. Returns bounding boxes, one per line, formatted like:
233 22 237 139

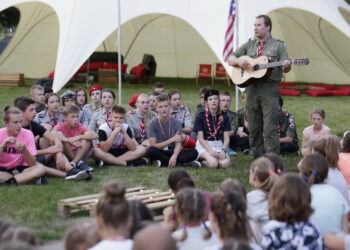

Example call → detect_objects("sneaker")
182 160 201 168
243 149 252 155
34 176 48 185
77 160 94 172
0 177 17 186
151 160 162 167
141 157 150 165
65 168 91 181
226 148 237 156
99 160 105 167
127 158 149 167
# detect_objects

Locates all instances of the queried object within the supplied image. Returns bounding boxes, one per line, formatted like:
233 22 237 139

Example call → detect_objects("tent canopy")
0 0 350 92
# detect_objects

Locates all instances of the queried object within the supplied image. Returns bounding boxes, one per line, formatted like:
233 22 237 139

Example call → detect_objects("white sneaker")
152 160 162 167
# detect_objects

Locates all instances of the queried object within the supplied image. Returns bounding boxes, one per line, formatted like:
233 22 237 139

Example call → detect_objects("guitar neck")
258 60 289 70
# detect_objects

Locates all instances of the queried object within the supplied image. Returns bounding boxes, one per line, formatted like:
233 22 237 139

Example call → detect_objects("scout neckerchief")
48 111 58 126
205 108 222 140
158 117 172 140
140 117 145 140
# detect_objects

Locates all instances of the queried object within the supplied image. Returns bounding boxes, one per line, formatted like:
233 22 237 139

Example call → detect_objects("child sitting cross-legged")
92 104 149 167
147 94 199 168
54 104 97 175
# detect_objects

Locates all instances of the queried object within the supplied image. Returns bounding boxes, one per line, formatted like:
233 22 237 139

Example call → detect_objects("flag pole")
117 0 122 105
235 0 240 112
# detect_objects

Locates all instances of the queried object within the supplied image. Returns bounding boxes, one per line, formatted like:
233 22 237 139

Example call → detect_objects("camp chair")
213 63 230 86
196 64 213 85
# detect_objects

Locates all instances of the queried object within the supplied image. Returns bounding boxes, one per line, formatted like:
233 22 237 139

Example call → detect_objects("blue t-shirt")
193 110 231 141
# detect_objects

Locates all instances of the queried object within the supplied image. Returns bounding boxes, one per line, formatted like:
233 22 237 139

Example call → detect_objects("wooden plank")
147 200 175 210
142 194 175 204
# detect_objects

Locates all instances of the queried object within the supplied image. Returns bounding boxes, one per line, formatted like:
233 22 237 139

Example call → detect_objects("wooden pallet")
0 73 24 86
98 69 117 83
58 186 175 216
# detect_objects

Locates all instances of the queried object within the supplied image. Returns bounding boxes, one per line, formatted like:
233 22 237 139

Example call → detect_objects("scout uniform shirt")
170 105 192 129
278 110 298 144
232 36 288 83
88 107 112 132
83 103 103 114
35 110 64 127
126 109 156 144
224 109 238 132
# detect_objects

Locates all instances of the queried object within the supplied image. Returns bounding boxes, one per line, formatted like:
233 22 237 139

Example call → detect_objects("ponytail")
250 157 278 193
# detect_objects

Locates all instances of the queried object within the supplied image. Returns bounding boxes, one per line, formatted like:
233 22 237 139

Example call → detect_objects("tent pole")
117 0 122 105
235 0 240 112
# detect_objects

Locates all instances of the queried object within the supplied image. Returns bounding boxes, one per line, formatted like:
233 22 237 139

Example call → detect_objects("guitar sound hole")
253 64 260 71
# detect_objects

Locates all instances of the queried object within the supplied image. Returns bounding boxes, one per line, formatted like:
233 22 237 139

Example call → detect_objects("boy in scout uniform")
61 90 90 128
35 93 64 130
126 94 156 146
228 15 291 158
168 90 192 135
278 96 299 154
83 84 103 115
30 85 46 113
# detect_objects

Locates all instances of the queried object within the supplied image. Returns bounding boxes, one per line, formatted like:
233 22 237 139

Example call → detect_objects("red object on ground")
130 64 146 80
308 83 336 90
305 89 338 96
279 82 297 87
280 89 301 96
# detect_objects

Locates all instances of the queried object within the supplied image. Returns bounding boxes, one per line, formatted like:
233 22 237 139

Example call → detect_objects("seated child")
54 104 97 174
148 91 160 113
83 84 103 114
168 90 192 135
14 96 90 181
35 93 63 131
0 106 48 185
93 104 148 167
261 173 323 249
301 108 331 156
153 81 165 94
147 94 199 168
61 90 90 128
193 89 231 168
30 84 45 113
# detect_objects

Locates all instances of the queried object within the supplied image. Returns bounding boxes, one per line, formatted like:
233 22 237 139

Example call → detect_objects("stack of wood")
0 73 25 86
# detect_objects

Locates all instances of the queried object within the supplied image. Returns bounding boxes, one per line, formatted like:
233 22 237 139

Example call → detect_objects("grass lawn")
0 78 349 243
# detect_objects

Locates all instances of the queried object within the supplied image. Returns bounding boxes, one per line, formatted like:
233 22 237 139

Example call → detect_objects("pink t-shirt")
54 122 88 150
302 124 331 142
338 152 350 185
0 128 37 168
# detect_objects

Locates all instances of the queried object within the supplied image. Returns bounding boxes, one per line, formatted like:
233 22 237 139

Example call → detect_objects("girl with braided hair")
90 181 133 250
172 188 218 250
298 153 349 237
206 190 259 250
246 156 279 243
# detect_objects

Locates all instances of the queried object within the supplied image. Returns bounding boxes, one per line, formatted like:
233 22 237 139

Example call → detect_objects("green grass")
0 78 349 244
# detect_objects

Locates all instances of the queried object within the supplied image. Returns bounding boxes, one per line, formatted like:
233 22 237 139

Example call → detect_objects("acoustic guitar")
231 56 309 88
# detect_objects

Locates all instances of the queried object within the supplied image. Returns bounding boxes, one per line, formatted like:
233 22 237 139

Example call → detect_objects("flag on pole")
223 0 236 61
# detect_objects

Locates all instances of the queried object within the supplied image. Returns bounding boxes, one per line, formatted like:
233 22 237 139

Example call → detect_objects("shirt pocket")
265 48 279 62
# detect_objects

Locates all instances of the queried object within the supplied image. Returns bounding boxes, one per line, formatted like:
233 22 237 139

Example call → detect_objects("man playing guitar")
228 15 291 158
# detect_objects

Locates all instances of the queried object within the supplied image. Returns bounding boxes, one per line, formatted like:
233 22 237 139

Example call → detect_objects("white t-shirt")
172 225 219 250
89 239 133 250
326 168 350 205
310 184 349 236
246 189 269 243
302 124 330 142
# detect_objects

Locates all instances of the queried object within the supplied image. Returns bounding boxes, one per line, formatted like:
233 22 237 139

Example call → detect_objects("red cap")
89 84 103 96
128 94 141 108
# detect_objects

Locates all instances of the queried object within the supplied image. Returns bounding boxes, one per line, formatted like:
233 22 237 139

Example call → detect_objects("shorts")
36 155 57 169
195 140 223 157
0 166 28 175
109 148 129 157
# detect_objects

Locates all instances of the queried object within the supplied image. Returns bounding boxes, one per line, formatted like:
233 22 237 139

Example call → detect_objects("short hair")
45 93 60 105
167 170 195 192
75 87 88 105
1 226 37 246
199 86 211 96
14 96 35 112
30 85 44 95
219 178 247 201
256 14 272 32
111 104 126 115
310 108 326 119
102 89 116 100
299 153 328 186
342 132 350 153
153 82 164 89
219 91 231 98
63 104 80 116
64 219 100 250
155 94 169 103
313 135 340 168
3 106 21 123
149 91 160 97
269 173 313 224
168 90 180 99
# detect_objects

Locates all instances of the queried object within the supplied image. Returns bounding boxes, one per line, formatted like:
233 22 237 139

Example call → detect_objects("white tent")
0 0 350 92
